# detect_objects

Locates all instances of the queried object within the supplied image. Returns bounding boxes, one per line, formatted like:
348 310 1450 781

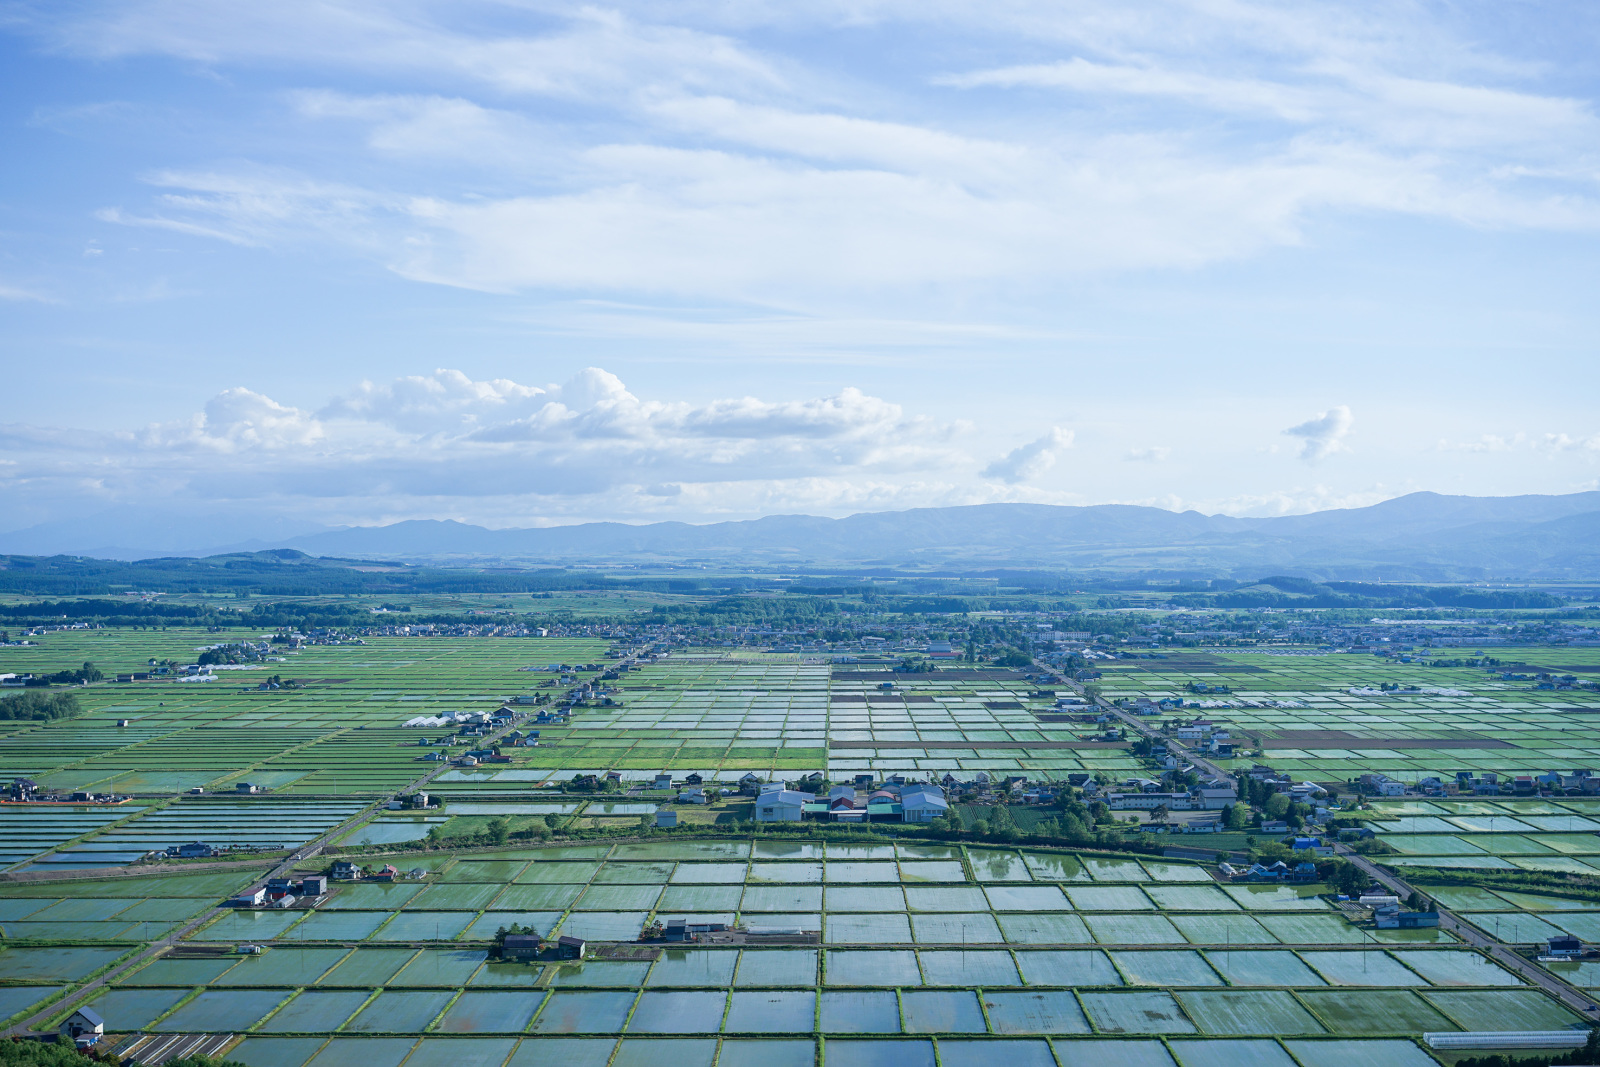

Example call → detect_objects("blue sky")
3 1 1600 540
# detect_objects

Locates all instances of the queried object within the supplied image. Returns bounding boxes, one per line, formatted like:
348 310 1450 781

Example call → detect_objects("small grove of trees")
0 689 82 722
25 662 102 686
489 922 541 958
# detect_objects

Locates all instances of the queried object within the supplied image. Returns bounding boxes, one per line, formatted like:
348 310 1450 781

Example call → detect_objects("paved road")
1048 661 1231 781
1339 845 1600 1020
4 712 527 1040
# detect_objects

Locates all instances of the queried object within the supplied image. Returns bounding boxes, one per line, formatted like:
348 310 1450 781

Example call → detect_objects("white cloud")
1 368 974 523
1439 431 1600 454
1283 405 1354 462
58 0 1600 306
1126 446 1170 462
983 427 1074 484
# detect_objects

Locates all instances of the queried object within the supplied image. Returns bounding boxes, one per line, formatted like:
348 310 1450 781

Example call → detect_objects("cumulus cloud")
1283 405 1353 462
983 427 1074 484
0 368 973 524
1126 446 1171 462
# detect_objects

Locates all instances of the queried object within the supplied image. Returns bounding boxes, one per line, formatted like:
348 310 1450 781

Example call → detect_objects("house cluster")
403 706 524 731
226 874 328 909
1218 859 1319 882
753 776 951 824
502 933 586 961
1365 769 1600 798
1105 775 1238 812
5 778 128 805
1449 769 1600 796
330 861 421 883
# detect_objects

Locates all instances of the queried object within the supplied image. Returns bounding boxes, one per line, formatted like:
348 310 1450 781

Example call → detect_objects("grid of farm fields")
4 629 1600 1064
11 841 1594 1067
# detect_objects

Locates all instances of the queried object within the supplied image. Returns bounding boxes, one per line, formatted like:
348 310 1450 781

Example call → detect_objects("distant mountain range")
5 491 1600 580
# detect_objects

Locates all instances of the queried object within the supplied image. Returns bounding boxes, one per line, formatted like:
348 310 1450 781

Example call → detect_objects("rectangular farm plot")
1143 887 1239 912
557 913 649 941
670 863 747 883
734 950 818 987
464 911 564 940
1021 853 1093 882
983 990 1092 1033
1110 951 1222 987
1203 951 1323 986
918 949 1021 986
1047 1038 1177 1065
900 989 987 1032
516 863 601 884
411 883 504 910
530 990 637 1034
259 990 370 1033
746 863 823 884
1298 950 1428 986
1085 914 1187 945
818 990 900 1032
1223 886 1328 911
723 990 816 1033
494 884 584 910
213 947 351 985
909 912 1004 943
152 989 287 1032
904 887 988 912
969 851 1033 881
370 911 474 941
291 911 392 941
646 949 738 987
825 862 900 883
1169 915 1279 946
1422 989 1586 1031
1014 950 1121 987
1084 858 1152 883
998 913 1093 944
405 1038 519 1067
662 885 745 911
1174 990 1323 1035
120 957 241 986
389 949 486 987
824 887 905 911
1388 949 1521 985
318 949 418 987
825 912 913 944
898 861 964 882
985 886 1071 911
1295 990 1458 1035
1066 887 1155 911
824 949 920 986
434 991 541 1033
1078 991 1197 1034
732 883 812 908
627 990 728 1033
81 987 193 1031
546 961 652 988
574 884 662 910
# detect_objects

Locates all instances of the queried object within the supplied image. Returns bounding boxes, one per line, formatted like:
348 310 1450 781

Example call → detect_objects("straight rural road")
1340 845 1600 1021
